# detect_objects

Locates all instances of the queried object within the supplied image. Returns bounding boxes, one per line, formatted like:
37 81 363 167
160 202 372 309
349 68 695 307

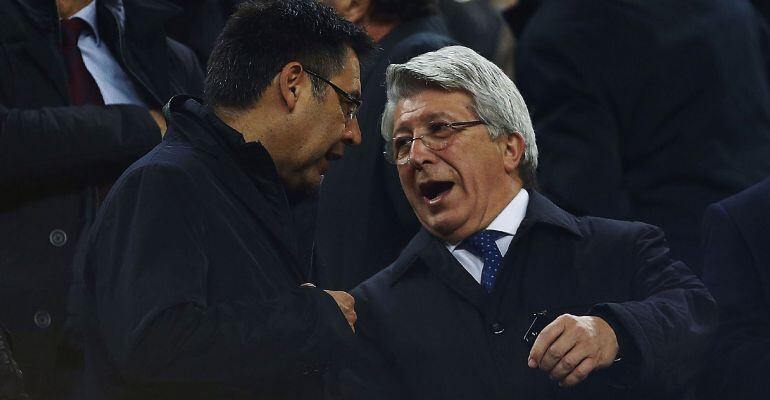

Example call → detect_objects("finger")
559 357 596 388
301 283 316 287
540 329 578 374
549 342 590 381
529 316 566 368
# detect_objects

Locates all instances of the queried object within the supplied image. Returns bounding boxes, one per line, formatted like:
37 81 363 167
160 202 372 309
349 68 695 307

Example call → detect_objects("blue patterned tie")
463 230 506 294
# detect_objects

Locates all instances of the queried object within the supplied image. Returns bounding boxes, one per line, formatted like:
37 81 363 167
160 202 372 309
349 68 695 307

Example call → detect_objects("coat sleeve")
85 162 354 386
339 284 409 400
590 224 717 394
700 203 770 399
515 27 632 219
0 104 161 186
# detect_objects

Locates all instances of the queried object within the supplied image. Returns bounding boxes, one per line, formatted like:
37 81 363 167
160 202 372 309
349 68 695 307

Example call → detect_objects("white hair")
381 45 538 186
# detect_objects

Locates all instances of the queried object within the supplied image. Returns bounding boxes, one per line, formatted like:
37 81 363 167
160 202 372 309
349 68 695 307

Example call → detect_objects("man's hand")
300 283 357 332
148 109 167 137
324 290 356 332
528 314 618 387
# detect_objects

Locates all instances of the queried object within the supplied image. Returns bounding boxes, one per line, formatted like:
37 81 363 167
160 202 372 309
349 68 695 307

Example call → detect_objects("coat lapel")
416 234 487 312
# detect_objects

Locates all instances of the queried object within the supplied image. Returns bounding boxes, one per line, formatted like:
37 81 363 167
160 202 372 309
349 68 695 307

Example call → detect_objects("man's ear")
502 132 526 175
342 0 370 24
278 62 306 112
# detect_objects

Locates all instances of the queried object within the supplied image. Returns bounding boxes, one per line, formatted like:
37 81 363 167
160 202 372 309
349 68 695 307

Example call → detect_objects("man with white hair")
349 46 716 399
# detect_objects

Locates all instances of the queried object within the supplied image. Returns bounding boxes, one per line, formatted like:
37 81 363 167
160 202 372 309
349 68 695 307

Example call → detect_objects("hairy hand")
528 314 618 387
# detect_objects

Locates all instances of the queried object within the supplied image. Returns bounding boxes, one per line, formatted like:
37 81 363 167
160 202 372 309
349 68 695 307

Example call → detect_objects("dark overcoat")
700 177 770 400
351 191 716 399
0 0 202 396
314 16 455 291
78 96 354 399
513 0 770 275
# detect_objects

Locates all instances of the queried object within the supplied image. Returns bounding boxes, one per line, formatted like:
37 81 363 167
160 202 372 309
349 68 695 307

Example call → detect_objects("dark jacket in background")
165 0 229 67
438 0 513 75
513 0 770 275
314 16 455 290
0 0 202 397
700 177 770 400
79 96 354 399
351 191 716 399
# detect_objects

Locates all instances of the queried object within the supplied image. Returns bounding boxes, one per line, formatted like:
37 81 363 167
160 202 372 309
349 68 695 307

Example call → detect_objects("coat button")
49 229 67 247
34 310 52 329
491 322 504 335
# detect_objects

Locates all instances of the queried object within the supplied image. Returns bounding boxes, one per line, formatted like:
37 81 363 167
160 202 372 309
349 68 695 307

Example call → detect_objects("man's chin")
285 177 321 203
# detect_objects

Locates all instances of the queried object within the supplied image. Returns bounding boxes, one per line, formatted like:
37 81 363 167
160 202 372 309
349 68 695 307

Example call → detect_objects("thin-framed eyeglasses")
304 67 361 122
383 120 487 165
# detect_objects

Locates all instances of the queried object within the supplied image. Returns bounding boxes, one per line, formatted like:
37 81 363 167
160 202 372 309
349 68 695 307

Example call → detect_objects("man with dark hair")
77 0 373 398
0 0 203 398
315 0 455 290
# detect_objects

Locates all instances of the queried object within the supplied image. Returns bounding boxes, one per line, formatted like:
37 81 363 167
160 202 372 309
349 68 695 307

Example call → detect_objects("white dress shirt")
70 0 146 106
445 189 529 283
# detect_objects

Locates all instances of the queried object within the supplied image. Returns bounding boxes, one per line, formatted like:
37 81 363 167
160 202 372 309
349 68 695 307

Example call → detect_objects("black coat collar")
387 190 583 286
163 95 306 281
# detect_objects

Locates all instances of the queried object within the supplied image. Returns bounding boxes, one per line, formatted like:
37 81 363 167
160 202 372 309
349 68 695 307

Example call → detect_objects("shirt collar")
70 0 100 44
446 188 530 251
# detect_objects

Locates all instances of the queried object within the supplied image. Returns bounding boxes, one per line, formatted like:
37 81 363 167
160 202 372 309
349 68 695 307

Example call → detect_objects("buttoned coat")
0 0 202 396
351 191 716 400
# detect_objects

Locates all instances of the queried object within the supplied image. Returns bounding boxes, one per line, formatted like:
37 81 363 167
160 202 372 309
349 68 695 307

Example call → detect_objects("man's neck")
57 0 93 19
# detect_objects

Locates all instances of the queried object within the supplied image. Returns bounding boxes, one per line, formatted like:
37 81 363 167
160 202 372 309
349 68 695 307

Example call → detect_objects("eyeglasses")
383 120 487 165
304 67 361 122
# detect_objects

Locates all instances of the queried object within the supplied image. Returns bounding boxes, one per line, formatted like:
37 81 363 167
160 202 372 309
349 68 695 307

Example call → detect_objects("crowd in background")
1 0 769 399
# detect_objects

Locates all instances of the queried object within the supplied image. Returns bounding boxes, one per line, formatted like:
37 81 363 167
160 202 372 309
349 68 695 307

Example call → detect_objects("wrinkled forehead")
393 89 476 124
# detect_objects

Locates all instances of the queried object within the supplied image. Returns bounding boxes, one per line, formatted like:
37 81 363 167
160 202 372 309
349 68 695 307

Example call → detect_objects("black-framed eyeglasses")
383 120 487 165
304 68 361 122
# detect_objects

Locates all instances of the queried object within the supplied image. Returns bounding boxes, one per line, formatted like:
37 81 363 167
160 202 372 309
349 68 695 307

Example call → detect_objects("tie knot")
462 230 506 257
60 18 90 48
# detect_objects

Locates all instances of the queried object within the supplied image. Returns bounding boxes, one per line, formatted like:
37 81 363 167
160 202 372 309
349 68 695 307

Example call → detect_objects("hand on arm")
301 283 356 332
148 109 167 137
528 314 619 387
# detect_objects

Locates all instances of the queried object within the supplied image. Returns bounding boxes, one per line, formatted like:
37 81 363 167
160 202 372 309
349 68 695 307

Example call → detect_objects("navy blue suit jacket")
351 191 716 399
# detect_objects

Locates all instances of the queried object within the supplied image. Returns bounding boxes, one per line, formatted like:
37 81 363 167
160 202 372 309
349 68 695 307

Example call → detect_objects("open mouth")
419 181 454 205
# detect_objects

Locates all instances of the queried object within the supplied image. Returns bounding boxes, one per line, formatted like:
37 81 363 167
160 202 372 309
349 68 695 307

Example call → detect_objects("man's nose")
407 138 433 168
343 118 362 146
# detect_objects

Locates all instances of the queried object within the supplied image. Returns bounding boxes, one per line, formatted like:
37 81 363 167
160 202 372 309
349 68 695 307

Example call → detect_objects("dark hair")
204 0 373 110
370 0 438 23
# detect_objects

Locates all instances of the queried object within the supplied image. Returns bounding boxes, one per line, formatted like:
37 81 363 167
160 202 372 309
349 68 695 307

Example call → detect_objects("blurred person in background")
315 0 455 291
438 0 514 77
0 0 202 398
510 0 770 275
